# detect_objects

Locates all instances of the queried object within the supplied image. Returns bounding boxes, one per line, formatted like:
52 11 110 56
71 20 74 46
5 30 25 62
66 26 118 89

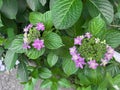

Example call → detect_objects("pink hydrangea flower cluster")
69 32 114 69
23 23 45 50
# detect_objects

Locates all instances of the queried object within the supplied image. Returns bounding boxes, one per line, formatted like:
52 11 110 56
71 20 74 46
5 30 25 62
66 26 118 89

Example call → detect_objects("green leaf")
4 50 18 70
58 78 71 88
40 79 52 88
84 67 105 85
62 57 78 76
26 0 41 11
113 74 120 88
29 11 53 30
88 0 114 23
24 81 34 90
44 32 63 49
39 67 52 79
0 0 3 9
88 15 105 36
102 30 120 48
0 0 18 19
47 52 58 67
51 0 83 29
0 14 3 27
17 61 28 82
81 86 91 90
50 82 58 90
9 35 25 53
39 0 47 6
0 47 4 56
26 48 45 59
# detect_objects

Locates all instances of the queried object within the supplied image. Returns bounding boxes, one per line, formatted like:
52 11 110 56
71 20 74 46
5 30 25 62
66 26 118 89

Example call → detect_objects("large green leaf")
88 15 105 36
17 61 28 82
0 0 18 19
4 50 18 70
26 0 41 11
88 0 114 24
113 74 120 88
102 30 120 48
47 52 58 67
58 78 71 88
29 11 53 30
9 35 25 53
62 57 78 76
51 0 83 29
0 0 3 9
40 79 52 88
44 32 63 49
26 48 45 59
39 67 52 79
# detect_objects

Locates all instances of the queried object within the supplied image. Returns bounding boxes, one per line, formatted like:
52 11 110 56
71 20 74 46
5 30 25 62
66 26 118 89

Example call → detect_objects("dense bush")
0 0 120 90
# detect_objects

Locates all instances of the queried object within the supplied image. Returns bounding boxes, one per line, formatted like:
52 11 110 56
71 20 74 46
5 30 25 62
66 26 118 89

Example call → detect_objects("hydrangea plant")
0 0 120 90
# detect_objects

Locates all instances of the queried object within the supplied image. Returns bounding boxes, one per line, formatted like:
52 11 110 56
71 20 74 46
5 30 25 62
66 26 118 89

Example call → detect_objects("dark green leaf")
4 50 18 70
40 79 52 88
39 67 52 79
1 0 18 19
0 47 4 56
51 0 83 29
17 61 28 82
0 14 3 27
47 52 58 67
88 0 114 23
29 11 53 30
58 78 71 88
44 32 63 49
26 48 45 59
62 57 78 76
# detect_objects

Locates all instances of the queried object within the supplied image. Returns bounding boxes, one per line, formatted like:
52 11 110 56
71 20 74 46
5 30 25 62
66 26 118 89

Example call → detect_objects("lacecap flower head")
69 32 114 69
23 23 45 51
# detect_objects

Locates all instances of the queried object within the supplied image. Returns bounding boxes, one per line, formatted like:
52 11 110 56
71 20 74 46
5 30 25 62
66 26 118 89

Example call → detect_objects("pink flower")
72 53 80 61
88 60 99 69
74 36 83 45
36 23 45 31
105 53 113 60
107 46 114 54
85 32 92 39
69 46 77 55
75 57 86 69
24 24 33 32
32 39 44 50
23 43 31 49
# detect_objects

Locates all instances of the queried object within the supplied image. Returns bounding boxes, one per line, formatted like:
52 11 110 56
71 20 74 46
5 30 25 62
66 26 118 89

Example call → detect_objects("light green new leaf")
29 11 53 30
44 32 63 49
39 67 52 79
40 79 52 88
62 57 78 76
88 15 105 36
26 0 41 11
0 0 18 19
39 0 47 6
4 50 18 70
51 0 83 29
26 48 45 59
17 61 28 82
88 0 114 24
47 52 58 67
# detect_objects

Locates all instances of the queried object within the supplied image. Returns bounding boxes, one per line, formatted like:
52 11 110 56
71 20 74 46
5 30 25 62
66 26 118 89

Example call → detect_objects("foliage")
0 0 120 90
